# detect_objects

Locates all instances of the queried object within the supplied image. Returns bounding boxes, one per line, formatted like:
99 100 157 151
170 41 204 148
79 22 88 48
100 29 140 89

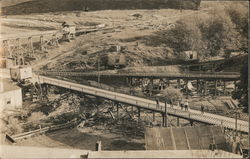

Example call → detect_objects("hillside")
1 0 201 15
0 0 32 7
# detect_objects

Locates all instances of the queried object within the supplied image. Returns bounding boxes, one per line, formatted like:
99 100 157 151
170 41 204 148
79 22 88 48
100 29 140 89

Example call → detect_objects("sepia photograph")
0 0 249 158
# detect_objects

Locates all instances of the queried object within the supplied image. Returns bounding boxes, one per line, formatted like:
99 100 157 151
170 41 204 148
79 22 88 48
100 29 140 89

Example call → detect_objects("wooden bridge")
32 75 248 133
0 27 112 65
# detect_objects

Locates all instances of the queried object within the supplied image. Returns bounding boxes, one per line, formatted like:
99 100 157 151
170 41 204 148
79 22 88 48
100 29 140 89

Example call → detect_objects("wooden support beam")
204 81 207 96
177 117 180 127
28 37 34 57
40 36 46 51
214 80 218 96
197 79 200 94
153 111 155 122
138 107 141 123
164 102 167 127
185 80 188 93
177 79 181 89
162 113 165 127
131 106 134 116
116 103 119 119
223 81 226 95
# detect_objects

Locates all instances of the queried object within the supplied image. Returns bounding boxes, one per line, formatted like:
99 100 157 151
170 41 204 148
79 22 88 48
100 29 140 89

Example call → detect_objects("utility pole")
165 101 168 127
234 111 240 136
98 53 101 86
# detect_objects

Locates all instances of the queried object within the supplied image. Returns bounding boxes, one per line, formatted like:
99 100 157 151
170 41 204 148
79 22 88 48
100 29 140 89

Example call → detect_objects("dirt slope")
2 0 201 15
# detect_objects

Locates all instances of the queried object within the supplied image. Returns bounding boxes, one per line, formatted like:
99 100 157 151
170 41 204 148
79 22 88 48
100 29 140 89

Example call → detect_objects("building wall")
0 89 22 112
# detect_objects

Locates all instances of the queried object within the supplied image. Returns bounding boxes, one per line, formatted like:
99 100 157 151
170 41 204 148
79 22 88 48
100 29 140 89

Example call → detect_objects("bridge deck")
41 71 240 80
32 75 248 133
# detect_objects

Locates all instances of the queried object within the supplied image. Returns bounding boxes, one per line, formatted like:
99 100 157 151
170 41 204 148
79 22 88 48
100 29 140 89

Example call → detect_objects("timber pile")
11 119 80 141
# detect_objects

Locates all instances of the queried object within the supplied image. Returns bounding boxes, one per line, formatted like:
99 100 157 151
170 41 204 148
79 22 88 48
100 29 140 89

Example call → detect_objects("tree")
225 2 249 53
232 59 248 112
198 8 239 57
163 19 203 54
161 87 182 103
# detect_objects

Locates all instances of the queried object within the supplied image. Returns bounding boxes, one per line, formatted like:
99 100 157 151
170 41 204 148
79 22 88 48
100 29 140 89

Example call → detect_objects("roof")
0 78 21 93
145 126 227 151
88 150 241 158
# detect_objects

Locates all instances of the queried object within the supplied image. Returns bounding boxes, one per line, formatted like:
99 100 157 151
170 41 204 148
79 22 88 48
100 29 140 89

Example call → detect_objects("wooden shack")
10 66 32 81
0 78 22 111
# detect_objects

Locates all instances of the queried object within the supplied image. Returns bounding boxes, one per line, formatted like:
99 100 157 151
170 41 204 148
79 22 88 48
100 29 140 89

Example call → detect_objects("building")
0 57 15 68
0 78 22 112
180 50 198 61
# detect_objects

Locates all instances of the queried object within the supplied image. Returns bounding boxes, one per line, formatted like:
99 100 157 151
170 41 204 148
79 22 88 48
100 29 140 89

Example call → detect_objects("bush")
27 111 47 122
161 87 182 102
7 117 24 135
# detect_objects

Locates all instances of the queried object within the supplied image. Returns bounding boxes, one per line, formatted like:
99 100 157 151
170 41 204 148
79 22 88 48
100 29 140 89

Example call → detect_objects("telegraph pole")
98 53 101 86
165 101 168 127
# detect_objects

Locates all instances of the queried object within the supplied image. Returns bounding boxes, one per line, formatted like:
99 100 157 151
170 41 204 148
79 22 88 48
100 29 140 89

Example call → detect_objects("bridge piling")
137 107 141 123
204 81 208 96
177 117 180 127
152 111 155 122
162 113 165 127
116 103 119 119
177 79 181 89
223 81 226 95
27 37 35 57
214 80 218 96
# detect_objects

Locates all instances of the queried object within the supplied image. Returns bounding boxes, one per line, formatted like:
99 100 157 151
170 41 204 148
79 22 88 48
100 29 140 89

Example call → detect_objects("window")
115 58 120 63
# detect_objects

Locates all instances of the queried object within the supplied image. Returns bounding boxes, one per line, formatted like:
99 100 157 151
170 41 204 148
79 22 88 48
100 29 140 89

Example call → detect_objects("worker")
180 99 184 110
201 104 204 114
169 99 173 108
184 100 189 111
62 22 70 42
156 98 159 109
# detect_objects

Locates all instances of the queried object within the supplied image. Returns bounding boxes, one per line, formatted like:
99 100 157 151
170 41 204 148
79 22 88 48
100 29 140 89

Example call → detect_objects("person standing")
180 99 184 110
156 98 159 109
201 104 204 114
169 98 173 108
184 100 189 111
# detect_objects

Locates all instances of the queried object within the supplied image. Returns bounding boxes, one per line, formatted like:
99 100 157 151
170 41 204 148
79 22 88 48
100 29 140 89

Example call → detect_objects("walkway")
32 75 248 133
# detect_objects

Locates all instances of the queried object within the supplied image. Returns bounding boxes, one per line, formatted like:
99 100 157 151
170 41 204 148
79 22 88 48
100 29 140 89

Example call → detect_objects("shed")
145 126 228 151
180 51 198 61
10 66 32 81
0 78 22 111
0 57 15 68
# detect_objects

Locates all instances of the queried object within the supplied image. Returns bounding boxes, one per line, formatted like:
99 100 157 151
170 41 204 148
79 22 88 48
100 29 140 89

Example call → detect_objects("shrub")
161 87 182 102
27 111 47 122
